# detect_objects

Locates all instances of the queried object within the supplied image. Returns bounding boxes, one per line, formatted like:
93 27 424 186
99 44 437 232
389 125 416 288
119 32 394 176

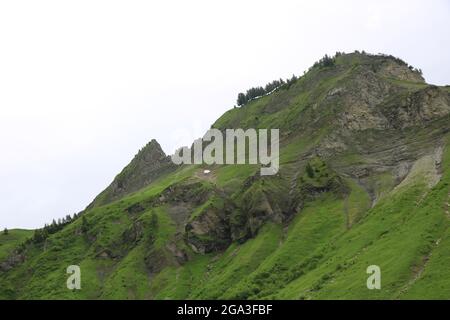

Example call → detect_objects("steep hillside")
0 230 32 262
1 52 450 300
89 139 177 207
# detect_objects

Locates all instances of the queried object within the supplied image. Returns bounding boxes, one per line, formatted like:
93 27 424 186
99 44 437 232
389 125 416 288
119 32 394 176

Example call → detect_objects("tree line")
16 212 86 249
32 213 88 243
235 50 423 108
311 53 336 69
236 75 299 106
1 214 82 241
236 53 339 107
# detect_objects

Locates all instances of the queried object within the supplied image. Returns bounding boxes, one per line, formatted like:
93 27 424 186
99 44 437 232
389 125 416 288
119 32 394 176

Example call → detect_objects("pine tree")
3 228 8 235
237 92 247 106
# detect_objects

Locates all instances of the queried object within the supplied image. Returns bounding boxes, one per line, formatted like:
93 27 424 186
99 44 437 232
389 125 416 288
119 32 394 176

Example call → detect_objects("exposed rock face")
4 52 450 300
392 145 444 192
334 86 449 134
375 58 425 83
89 139 177 207
312 72 450 207
88 53 450 258
0 251 25 272
185 206 232 254
334 70 394 131
235 176 290 236
181 61 449 253
382 86 450 129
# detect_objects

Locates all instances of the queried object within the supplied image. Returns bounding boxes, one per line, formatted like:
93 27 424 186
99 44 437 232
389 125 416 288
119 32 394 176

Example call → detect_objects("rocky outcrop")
102 54 450 258
375 58 424 83
89 139 177 207
0 251 25 272
185 198 232 254
382 86 450 129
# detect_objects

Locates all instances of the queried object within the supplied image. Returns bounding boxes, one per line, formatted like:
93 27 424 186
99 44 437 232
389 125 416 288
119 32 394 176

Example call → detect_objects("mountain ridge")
88 139 177 208
1 51 450 299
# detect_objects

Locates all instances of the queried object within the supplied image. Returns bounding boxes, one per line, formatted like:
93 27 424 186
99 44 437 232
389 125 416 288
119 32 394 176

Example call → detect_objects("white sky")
1 0 449 229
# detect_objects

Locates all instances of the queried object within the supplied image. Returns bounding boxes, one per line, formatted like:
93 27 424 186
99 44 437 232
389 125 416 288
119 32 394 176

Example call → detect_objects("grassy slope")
0 229 32 261
143 135 449 300
1 53 450 300
187 136 450 299
0 165 197 299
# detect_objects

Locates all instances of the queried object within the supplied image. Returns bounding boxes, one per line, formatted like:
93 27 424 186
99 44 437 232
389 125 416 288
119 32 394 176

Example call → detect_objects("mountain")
89 139 177 208
0 230 32 265
1 51 450 299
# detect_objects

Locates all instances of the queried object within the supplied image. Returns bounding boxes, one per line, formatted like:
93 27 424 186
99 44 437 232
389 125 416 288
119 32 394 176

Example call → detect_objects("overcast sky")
1 0 449 229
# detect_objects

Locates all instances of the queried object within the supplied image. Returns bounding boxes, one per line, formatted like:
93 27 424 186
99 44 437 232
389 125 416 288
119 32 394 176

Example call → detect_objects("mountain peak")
137 139 166 160
88 138 177 207
335 51 425 83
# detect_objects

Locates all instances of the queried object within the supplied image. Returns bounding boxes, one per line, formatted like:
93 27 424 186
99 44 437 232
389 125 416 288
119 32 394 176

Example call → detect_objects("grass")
1 53 450 300
0 229 32 262
386 77 428 90
191 223 283 299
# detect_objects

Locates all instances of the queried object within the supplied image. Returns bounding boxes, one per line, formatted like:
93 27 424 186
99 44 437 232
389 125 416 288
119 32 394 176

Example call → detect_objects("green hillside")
1 52 450 299
0 229 33 262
